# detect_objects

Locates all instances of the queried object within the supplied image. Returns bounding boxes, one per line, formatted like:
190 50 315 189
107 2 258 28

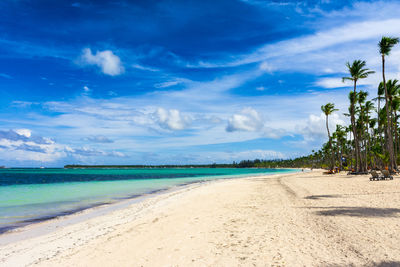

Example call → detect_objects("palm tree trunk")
359 102 364 172
350 114 359 172
351 80 361 172
395 111 399 168
348 130 353 171
340 145 343 171
382 55 396 171
377 97 384 149
390 100 397 170
326 115 334 171
365 118 370 170
367 124 372 169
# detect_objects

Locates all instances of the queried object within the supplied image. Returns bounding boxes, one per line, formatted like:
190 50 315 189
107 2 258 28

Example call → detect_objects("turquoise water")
0 168 297 233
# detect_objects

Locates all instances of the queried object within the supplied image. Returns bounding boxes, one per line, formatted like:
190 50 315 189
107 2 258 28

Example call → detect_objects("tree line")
64 157 318 169
320 36 400 173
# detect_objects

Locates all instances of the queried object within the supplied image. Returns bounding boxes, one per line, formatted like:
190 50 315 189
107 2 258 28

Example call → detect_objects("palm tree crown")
378 81 385 96
379 37 399 56
342 60 375 83
386 79 400 99
321 103 338 116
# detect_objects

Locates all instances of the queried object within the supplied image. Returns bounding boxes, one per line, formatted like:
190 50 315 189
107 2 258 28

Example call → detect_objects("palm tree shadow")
304 194 342 200
312 207 400 218
371 261 400 267
325 261 400 267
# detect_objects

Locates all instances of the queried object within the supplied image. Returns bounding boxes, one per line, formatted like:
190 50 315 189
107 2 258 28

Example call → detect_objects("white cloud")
262 127 288 139
0 129 64 162
11 101 39 108
298 112 346 142
83 85 90 92
184 2 400 78
259 61 274 72
315 71 399 89
226 107 263 132
0 129 126 165
15 129 31 138
132 64 159 72
80 48 124 76
8 82 354 152
230 149 285 160
85 135 113 143
67 146 125 157
208 149 286 162
155 108 191 131
154 81 180 88
238 0 293 8
233 18 400 68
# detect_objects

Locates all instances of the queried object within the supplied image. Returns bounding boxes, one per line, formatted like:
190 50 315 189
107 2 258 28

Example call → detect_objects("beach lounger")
370 170 383 181
381 170 393 180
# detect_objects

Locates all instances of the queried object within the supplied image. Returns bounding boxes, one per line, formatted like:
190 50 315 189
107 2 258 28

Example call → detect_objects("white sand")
1 170 400 266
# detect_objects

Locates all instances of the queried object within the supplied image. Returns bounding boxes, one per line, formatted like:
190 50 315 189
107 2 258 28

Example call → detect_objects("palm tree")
387 80 400 160
333 125 346 171
342 60 375 172
364 100 374 168
379 36 399 171
369 118 378 168
392 98 400 164
373 82 385 147
357 91 369 171
321 103 338 171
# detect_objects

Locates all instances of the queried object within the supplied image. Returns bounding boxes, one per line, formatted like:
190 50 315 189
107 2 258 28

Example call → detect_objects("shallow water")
0 168 297 233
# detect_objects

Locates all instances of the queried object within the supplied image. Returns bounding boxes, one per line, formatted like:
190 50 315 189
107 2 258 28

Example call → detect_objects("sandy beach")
1 170 400 266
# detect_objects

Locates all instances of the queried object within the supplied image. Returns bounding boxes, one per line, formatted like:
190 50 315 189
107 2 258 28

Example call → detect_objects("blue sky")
0 0 400 167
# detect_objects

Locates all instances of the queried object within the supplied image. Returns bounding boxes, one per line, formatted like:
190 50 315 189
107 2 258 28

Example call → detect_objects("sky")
0 0 400 167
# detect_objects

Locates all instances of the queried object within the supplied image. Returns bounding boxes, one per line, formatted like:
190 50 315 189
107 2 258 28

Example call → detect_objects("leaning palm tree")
379 36 399 171
321 103 338 171
342 60 375 172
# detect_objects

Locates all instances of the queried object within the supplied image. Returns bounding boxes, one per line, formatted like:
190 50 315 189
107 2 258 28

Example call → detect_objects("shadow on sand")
304 194 342 200
305 192 400 200
370 262 400 267
310 206 400 218
325 261 400 267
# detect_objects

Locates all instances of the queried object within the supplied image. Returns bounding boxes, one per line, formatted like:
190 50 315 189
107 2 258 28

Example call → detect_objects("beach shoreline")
0 168 298 240
2 169 400 266
0 170 299 246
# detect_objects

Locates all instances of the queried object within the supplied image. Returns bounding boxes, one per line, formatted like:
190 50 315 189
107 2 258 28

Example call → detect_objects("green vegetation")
64 157 316 169
321 103 338 170
317 36 400 173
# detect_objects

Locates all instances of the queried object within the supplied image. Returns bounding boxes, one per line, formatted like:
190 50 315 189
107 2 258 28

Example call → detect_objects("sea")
0 168 298 233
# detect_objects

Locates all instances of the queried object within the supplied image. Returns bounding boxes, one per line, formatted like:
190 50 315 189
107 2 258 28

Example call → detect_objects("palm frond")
379 36 399 55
